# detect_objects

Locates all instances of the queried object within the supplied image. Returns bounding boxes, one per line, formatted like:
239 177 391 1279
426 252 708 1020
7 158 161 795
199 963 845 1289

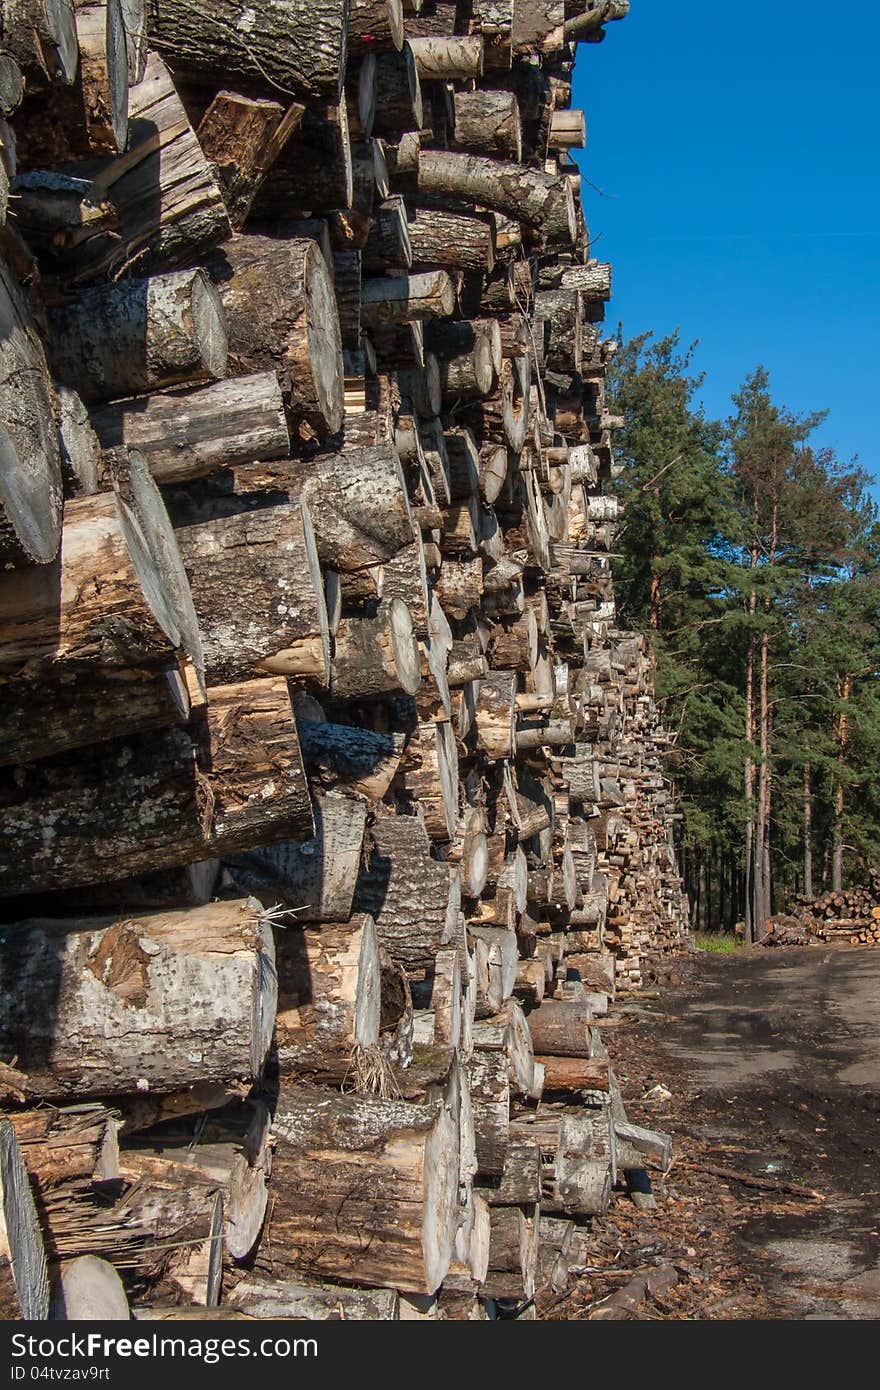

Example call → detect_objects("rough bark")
333 599 421 697
253 99 353 218
297 717 406 802
48 268 228 404
452 88 521 160
466 1048 509 1179
474 669 517 760
353 811 461 973
173 495 330 684
0 665 193 767
146 0 348 100
269 1086 459 1295
90 372 290 485
205 234 344 438
0 899 276 1098
408 34 482 80
372 41 422 138
361 269 456 326
0 678 313 895
417 149 575 243
407 206 495 274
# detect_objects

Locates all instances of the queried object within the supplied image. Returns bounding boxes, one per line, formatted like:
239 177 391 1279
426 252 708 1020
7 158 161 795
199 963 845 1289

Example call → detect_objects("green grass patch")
693 932 743 954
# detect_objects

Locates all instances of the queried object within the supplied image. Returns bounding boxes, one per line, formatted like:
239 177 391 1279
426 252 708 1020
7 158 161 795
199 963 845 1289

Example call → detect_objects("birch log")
0 899 276 1098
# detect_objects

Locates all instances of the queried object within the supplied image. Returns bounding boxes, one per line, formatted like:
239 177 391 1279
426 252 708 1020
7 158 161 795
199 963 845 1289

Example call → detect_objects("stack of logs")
0 0 688 1320
787 872 880 946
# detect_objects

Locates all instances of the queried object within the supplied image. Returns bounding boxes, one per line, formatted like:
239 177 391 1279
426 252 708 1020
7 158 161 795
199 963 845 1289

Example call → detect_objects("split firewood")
196 92 304 230
16 54 232 282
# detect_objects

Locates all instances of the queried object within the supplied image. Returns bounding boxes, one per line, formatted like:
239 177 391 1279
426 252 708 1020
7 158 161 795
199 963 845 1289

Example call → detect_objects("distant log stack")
0 0 688 1323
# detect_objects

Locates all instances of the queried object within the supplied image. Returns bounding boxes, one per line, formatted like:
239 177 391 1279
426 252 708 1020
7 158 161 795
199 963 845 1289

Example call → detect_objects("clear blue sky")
572 3 880 498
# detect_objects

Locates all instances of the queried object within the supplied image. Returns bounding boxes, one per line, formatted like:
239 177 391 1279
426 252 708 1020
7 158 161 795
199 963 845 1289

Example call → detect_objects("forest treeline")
608 333 880 941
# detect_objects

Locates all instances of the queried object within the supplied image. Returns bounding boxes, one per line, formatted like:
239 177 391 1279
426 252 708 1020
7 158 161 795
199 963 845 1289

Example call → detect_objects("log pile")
780 871 880 945
0 0 689 1321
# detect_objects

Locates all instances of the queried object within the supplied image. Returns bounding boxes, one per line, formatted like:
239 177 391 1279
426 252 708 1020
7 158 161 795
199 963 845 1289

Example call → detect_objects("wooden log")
526 999 592 1057
0 678 313 895
205 234 344 438
297 717 405 801
548 106 586 151
1 0 78 82
486 611 538 672
537 1054 610 1091
17 0 129 160
466 1048 509 1179
400 716 458 840
380 535 430 639
407 206 495 273
434 556 482 621
269 1086 459 1294
483 1203 538 1301
372 41 422 137
48 268 227 405
226 793 365 925
461 354 529 453
452 88 521 161
196 92 304 230
472 998 534 1096
417 149 575 243
474 669 517 760
229 1276 399 1320
0 451 201 679
348 0 404 54
253 98 353 218
292 444 414 570
0 254 63 567
16 54 231 282
0 665 194 768
146 0 348 99
363 194 412 271
90 372 290 485
174 497 329 684
0 1120 50 1320
362 269 456 326
480 1135 542 1206
0 51 24 115
0 899 276 1098
331 598 421 698
408 34 482 80
51 1256 129 1320
6 1103 119 1195
273 915 382 1083
353 812 461 973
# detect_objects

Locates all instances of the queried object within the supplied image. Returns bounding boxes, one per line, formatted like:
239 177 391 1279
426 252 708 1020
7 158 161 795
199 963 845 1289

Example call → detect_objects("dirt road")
567 945 880 1319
